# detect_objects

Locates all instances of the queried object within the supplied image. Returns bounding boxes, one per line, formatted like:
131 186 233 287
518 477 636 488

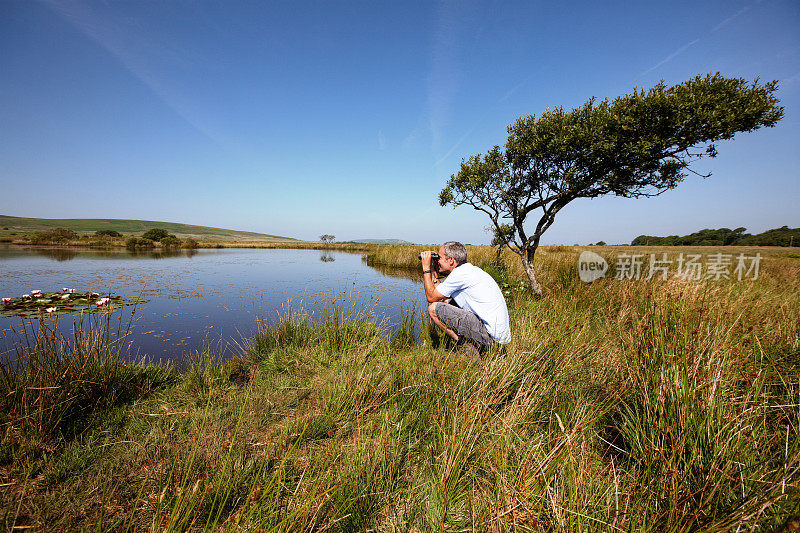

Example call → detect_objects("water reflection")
1 247 426 362
361 257 420 282
128 249 199 259
33 248 79 262
26 247 199 261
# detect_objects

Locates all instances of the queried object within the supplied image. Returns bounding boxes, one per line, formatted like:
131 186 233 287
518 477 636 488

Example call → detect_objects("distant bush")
632 226 799 246
596 241 606 246
142 228 170 242
29 227 78 244
182 238 199 249
479 260 509 286
160 236 181 248
125 237 154 250
94 230 122 238
89 234 117 247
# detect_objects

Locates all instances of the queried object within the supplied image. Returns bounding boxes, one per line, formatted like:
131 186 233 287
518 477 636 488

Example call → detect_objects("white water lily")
62 287 69 292
1 298 10 304
46 307 57 313
31 290 41 295
69 289 75 294
61 294 70 300
22 294 30 299
96 298 110 306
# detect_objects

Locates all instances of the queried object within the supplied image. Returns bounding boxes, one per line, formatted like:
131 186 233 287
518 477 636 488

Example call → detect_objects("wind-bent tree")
319 234 335 244
439 74 783 296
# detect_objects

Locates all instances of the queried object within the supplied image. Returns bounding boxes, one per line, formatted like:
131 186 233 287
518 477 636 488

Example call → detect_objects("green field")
0 215 300 243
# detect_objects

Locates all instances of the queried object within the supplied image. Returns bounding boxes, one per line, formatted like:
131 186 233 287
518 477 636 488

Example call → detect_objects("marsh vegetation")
0 244 798 531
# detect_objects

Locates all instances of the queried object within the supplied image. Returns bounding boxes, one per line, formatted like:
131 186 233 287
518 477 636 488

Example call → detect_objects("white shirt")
436 263 511 344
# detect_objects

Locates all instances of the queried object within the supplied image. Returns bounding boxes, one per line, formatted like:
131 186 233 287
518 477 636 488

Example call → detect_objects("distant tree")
94 229 122 238
30 227 78 244
182 238 199 249
126 237 154 250
440 74 783 296
160 236 182 248
142 228 170 242
50 227 78 241
319 234 336 244
737 225 799 246
489 223 514 266
596 241 606 246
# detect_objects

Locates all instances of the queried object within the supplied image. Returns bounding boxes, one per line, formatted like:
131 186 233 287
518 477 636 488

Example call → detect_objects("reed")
1 246 797 530
0 313 173 445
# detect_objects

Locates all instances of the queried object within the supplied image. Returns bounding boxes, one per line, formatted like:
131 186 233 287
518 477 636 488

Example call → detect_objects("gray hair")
442 241 467 265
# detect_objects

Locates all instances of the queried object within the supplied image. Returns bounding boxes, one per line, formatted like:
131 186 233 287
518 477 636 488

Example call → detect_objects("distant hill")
341 238 415 245
0 215 300 243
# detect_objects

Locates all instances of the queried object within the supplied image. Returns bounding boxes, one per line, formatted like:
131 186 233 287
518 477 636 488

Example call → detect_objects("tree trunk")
521 246 543 298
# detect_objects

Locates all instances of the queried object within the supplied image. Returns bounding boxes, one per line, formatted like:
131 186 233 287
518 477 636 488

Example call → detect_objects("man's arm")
420 251 448 303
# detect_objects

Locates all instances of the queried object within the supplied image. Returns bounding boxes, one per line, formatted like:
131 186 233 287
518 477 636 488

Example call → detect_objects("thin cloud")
42 0 224 146
639 1 761 79
639 38 701 77
434 123 478 168
784 70 800 87
500 79 527 103
711 4 752 33
427 1 465 156
378 129 387 150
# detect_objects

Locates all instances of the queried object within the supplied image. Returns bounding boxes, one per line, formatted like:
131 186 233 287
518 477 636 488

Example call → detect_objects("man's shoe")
456 339 481 360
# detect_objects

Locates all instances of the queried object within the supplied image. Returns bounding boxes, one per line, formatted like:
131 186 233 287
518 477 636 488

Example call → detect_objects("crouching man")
420 241 511 355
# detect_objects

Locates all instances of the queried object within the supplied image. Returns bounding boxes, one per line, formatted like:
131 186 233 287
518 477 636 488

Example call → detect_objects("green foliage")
181 238 199 249
125 237 154 250
28 227 78 244
737 225 800 246
142 228 170 241
0 318 174 443
439 74 783 294
319 234 335 244
160 236 182 248
595 241 606 246
0 291 148 318
479 260 508 286
633 225 799 246
93 229 122 238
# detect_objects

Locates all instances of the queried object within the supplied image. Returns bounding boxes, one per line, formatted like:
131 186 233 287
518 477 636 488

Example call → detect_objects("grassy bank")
0 215 299 243
1 247 798 530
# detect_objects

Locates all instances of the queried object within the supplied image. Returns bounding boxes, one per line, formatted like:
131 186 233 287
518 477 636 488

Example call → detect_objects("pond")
0 246 426 363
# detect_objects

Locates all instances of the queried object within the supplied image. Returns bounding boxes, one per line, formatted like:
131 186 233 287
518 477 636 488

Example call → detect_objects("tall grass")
1 245 797 530
0 313 173 445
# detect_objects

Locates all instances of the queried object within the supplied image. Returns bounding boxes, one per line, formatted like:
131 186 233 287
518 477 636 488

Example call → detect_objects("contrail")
638 38 701 78
41 0 224 146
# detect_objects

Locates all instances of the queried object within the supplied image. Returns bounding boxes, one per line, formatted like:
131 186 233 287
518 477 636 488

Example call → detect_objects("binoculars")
418 252 440 261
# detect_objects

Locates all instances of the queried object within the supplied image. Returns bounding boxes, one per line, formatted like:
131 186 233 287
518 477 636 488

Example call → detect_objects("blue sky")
1 0 798 244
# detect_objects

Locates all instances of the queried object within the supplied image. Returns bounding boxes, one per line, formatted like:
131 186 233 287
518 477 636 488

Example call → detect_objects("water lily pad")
0 291 149 318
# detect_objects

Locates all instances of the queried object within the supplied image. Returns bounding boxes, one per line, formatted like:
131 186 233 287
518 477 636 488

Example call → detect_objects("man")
420 241 511 355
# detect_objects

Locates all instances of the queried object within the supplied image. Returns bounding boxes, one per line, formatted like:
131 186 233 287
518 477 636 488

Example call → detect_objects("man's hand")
420 250 434 271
